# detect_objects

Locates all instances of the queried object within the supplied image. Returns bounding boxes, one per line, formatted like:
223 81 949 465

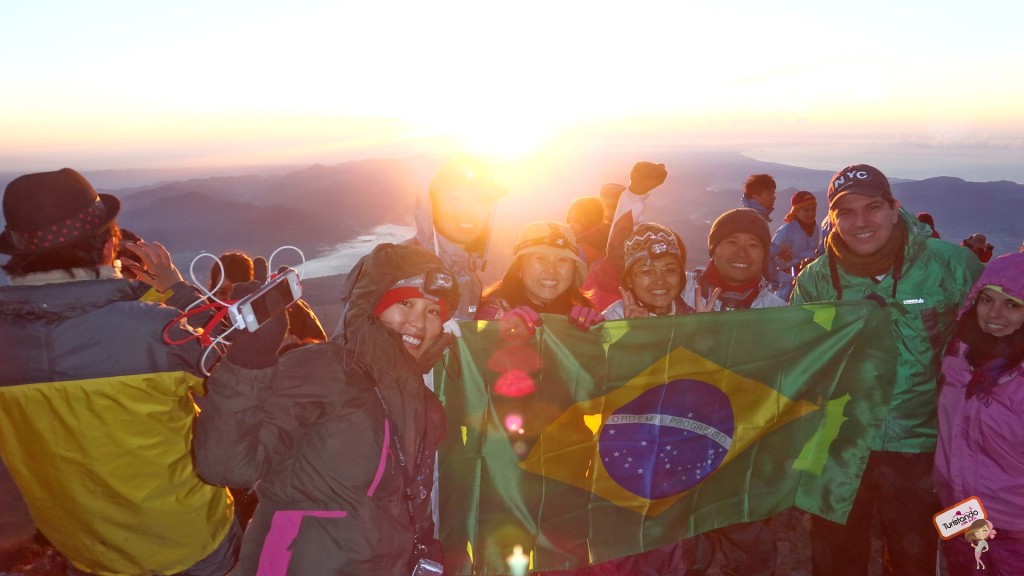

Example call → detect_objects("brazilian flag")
434 301 896 575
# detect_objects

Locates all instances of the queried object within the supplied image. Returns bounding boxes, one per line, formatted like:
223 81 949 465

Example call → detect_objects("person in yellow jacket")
0 168 238 576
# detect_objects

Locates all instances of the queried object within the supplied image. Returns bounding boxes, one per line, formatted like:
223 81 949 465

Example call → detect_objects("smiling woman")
935 253 1024 573
195 243 459 575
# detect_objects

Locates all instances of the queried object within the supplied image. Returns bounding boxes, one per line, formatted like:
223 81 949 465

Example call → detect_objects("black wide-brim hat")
0 168 120 255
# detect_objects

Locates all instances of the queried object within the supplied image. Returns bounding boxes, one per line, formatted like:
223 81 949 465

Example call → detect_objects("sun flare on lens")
406 108 565 162
451 119 558 160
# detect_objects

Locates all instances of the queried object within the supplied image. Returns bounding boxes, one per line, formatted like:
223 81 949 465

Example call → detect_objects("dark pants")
702 520 776 576
553 519 776 576
811 450 939 576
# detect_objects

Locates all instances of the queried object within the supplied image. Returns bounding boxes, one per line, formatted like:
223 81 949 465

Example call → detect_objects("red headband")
374 286 449 320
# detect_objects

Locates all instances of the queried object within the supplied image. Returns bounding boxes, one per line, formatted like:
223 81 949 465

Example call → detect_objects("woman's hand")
619 287 649 319
694 287 721 313
120 241 184 292
500 306 542 340
568 305 605 331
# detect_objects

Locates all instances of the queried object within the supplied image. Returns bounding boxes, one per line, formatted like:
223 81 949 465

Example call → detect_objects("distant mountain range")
113 158 432 266
2 152 1021 327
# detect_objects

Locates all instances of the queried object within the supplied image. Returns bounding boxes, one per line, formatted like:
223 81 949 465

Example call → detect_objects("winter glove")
500 306 542 340
628 161 668 194
253 256 269 283
567 305 605 331
226 280 289 369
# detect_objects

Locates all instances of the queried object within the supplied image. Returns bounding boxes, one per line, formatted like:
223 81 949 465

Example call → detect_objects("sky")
2 0 1024 182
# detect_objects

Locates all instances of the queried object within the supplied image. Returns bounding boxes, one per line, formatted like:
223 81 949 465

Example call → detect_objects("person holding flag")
683 208 785 312
476 221 605 332
601 222 694 320
791 163 982 576
195 243 460 576
601 210 784 574
678 207 785 575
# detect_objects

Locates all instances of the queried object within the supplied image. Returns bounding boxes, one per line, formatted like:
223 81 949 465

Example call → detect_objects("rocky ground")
0 535 65 576
1 508 948 575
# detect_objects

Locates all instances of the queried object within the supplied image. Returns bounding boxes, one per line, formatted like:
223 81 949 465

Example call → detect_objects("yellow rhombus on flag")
519 345 819 517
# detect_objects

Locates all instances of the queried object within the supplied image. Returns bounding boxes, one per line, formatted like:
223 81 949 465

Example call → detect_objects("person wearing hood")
409 158 505 320
791 164 983 576
934 253 1024 575
740 173 776 222
195 243 459 575
770 191 821 301
915 212 940 239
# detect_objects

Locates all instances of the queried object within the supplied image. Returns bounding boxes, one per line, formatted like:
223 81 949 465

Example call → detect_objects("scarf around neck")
826 219 908 300
827 219 907 278
699 261 762 310
955 306 1024 403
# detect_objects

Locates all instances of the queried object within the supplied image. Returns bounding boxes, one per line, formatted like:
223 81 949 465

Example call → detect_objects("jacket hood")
337 243 453 466
412 171 499 275
339 243 449 368
958 252 1024 319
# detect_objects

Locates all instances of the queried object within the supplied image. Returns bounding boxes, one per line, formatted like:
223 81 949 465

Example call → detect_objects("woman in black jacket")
195 243 458 575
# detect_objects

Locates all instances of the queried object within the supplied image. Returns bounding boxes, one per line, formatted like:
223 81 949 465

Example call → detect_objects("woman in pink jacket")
934 253 1024 575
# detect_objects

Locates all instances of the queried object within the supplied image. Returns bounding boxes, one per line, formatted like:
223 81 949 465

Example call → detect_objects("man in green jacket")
791 164 982 576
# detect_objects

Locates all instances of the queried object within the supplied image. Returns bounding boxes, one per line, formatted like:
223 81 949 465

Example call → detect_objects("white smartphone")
227 268 303 332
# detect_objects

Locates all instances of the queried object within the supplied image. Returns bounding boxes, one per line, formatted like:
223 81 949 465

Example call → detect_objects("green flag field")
434 301 897 574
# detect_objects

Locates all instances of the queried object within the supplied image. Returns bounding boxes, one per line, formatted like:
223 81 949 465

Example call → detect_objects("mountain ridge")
1 152 1020 303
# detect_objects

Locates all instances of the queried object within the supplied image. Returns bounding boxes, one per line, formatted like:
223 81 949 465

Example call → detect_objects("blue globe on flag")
598 379 734 499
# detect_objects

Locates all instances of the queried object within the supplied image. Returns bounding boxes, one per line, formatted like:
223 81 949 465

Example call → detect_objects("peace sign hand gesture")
620 287 650 319
694 287 721 313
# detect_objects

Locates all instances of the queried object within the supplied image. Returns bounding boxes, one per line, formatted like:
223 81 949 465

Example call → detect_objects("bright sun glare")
408 113 563 161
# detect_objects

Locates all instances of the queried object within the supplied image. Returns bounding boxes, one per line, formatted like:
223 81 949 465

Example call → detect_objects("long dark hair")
482 258 595 314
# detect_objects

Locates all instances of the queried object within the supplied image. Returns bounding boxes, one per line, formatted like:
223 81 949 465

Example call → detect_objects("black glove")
253 256 269 283
226 280 289 369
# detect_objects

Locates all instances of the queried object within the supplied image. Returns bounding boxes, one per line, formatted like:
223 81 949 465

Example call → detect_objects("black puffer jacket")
196 244 448 575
